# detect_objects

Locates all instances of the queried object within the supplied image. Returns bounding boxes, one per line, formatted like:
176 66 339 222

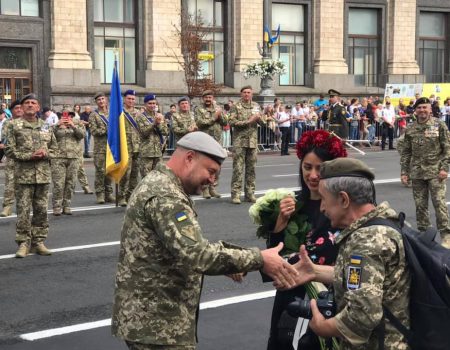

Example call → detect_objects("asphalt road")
0 148 446 350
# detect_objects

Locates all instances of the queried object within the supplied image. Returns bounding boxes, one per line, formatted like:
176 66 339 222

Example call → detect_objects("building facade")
0 0 449 109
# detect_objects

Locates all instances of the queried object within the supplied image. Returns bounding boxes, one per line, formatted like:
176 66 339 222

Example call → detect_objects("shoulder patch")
175 211 188 222
350 255 362 265
347 266 362 290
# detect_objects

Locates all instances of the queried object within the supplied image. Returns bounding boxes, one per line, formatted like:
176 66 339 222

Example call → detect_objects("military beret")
10 99 21 110
94 92 105 100
202 90 214 97
144 94 157 103
124 89 136 97
240 85 253 92
20 93 39 104
177 131 228 165
413 97 431 109
328 89 341 97
320 158 375 181
178 96 190 104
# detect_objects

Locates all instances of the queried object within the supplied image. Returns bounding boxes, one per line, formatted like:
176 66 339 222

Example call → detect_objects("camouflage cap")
177 131 228 165
320 158 375 181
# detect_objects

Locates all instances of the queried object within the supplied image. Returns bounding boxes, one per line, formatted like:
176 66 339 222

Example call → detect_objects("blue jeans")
350 126 359 141
296 121 306 142
367 124 376 143
84 129 91 155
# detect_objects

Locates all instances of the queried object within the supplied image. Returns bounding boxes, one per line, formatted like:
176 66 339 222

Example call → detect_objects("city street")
0 149 443 350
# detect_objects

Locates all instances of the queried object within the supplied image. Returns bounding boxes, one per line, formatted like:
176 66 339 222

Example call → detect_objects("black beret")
413 97 431 109
20 93 39 104
178 96 190 104
10 99 21 110
320 158 375 181
328 89 341 97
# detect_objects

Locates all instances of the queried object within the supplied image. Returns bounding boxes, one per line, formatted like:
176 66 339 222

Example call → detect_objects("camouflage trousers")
15 183 49 243
231 147 257 197
139 156 161 178
2 158 15 208
77 156 89 189
51 158 78 209
412 178 450 235
119 152 140 201
126 341 195 350
93 152 113 196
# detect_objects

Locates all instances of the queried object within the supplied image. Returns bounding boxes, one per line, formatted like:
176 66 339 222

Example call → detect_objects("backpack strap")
383 306 414 344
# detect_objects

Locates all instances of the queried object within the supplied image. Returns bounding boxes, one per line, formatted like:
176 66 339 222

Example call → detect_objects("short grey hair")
322 176 375 205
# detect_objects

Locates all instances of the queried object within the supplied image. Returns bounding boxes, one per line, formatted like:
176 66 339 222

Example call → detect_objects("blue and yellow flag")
105 60 128 183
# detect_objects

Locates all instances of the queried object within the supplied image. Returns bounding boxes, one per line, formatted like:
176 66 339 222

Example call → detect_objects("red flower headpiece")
296 130 347 160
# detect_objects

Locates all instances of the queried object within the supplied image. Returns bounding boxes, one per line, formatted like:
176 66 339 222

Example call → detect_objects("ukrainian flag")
105 60 128 183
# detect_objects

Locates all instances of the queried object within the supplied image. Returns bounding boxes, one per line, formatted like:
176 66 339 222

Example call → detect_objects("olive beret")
178 96 190 104
202 90 214 97
177 131 228 165
328 89 341 97
320 158 375 181
94 92 106 100
240 85 253 92
20 93 39 104
413 97 431 109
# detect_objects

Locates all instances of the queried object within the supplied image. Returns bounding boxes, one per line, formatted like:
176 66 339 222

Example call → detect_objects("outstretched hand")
274 245 315 290
261 243 298 290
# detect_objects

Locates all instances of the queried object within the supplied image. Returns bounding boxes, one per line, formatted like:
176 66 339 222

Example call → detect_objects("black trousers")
381 125 394 150
280 126 290 155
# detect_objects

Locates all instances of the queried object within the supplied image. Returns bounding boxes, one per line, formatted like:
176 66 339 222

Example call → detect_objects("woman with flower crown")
265 130 347 350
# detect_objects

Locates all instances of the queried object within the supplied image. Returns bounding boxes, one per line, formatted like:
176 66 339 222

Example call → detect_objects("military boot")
96 193 105 204
53 207 62 216
0 206 12 217
105 194 116 203
15 241 30 258
202 188 211 199
245 194 257 203
83 186 94 194
209 187 221 198
31 242 52 256
231 194 241 204
63 207 72 215
118 197 127 207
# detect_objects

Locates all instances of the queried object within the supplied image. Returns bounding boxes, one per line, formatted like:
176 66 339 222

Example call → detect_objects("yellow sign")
384 83 450 107
198 52 214 61
3 95 11 100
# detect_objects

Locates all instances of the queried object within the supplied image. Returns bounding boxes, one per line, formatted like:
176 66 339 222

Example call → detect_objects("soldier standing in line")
171 96 198 144
136 93 168 177
118 89 141 207
322 89 349 139
89 92 114 204
50 107 85 216
0 100 23 217
228 85 265 204
400 97 450 248
5 94 58 258
195 90 227 199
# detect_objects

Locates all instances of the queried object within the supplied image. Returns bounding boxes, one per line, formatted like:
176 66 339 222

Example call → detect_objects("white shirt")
45 112 59 127
0 118 4 141
382 106 396 125
291 106 305 121
277 111 291 127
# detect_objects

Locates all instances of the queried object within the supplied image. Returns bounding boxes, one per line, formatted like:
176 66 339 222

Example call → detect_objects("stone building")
0 0 449 109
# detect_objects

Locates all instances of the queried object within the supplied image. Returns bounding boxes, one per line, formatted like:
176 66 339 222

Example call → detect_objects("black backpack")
362 213 450 350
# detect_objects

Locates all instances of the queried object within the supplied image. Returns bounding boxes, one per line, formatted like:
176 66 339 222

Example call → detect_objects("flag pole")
114 48 120 208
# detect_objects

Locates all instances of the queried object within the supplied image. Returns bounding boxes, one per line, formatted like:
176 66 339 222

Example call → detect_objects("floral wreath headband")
296 130 347 160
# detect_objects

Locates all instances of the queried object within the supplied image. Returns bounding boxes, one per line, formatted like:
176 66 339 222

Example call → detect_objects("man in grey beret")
280 158 410 350
112 131 299 350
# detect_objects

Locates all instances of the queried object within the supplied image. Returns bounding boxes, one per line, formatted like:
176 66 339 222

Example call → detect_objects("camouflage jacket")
171 111 196 143
51 120 85 158
334 202 410 350
89 109 109 154
123 107 141 153
111 163 264 346
5 118 58 184
194 104 227 142
136 111 169 158
228 100 265 148
400 117 450 179
1 118 18 165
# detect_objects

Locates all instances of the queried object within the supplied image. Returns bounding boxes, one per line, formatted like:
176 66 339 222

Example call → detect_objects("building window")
187 0 225 84
94 0 136 84
347 8 379 87
419 12 446 83
271 3 305 86
0 0 39 16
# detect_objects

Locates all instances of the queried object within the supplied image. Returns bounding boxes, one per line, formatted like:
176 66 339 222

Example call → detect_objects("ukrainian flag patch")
175 211 188 222
350 255 362 265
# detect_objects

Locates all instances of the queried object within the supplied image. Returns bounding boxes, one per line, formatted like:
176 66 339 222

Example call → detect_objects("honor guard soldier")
229 85 265 204
89 92 114 204
400 97 450 248
6 94 58 258
0 99 23 217
172 96 198 145
118 89 141 207
195 90 227 198
322 89 349 139
136 93 169 177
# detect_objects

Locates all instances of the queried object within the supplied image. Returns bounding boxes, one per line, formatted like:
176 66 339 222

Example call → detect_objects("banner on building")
384 83 450 106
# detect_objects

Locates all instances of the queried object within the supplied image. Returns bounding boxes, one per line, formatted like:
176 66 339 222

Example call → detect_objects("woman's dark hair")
224 103 230 111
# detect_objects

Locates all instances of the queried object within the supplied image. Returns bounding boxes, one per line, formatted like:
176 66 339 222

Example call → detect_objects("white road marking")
20 290 276 341
221 163 295 170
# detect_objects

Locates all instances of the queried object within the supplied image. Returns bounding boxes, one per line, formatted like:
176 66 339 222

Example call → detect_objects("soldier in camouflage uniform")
172 96 198 145
286 158 410 350
228 86 265 204
118 89 141 207
112 131 298 350
89 92 114 204
5 94 58 258
0 100 23 217
322 89 349 139
72 108 93 195
400 97 450 248
50 108 85 215
136 94 169 177
194 90 227 199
